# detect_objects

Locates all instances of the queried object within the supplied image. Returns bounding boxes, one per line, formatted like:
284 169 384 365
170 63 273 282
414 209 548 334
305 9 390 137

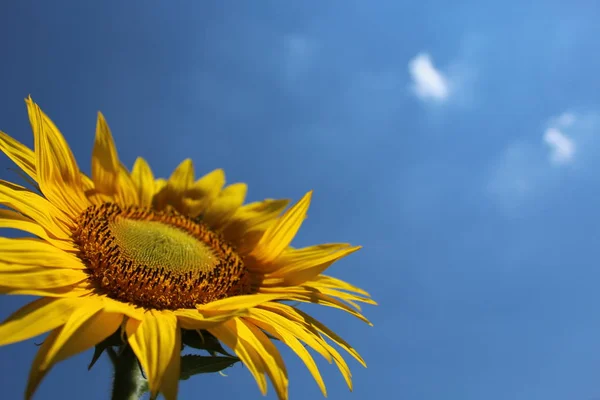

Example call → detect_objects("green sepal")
88 328 125 370
181 329 233 357
179 355 240 381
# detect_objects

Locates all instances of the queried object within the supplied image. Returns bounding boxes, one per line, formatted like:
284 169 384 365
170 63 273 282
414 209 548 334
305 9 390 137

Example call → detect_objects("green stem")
110 346 148 400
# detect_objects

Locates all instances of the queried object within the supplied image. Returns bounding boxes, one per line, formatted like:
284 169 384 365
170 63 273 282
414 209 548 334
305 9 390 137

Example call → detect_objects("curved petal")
0 297 79 346
247 309 327 396
184 168 225 217
102 296 145 321
26 97 89 216
266 303 366 367
309 275 372 297
258 286 371 324
238 318 289 399
0 130 36 181
168 158 194 194
209 319 268 395
39 300 119 369
126 310 180 399
115 163 140 205
131 157 155 206
249 191 312 264
0 180 73 237
0 285 92 298
0 209 75 251
259 304 357 390
251 305 332 362
26 306 123 399
196 293 290 312
0 267 87 290
203 183 247 229
221 199 289 246
91 112 119 195
153 159 194 213
266 244 361 284
173 308 247 330
0 237 84 268
25 328 60 400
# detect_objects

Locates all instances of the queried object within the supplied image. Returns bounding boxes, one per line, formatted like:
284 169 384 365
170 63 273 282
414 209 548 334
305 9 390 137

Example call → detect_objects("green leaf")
181 329 233 357
179 355 240 381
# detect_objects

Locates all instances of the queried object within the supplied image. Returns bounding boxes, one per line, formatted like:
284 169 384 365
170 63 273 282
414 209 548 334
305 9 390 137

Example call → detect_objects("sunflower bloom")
0 97 375 399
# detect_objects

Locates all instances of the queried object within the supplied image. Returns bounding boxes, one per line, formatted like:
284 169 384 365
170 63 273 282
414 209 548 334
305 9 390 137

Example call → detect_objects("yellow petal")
174 308 247 330
259 303 356 390
25 328 60 400
196 293 290 312
40 300 121 369
203 183 248 229
295 308 366 367
221 199 289 248
0 130 36 181
0 209 75 251
254 304 333 362
183 168 226 218
26 97 88 216
26 308 123 400
247 310 327 396
131 157 155 206
126 310 180 399
259 286 371 325
102 296 145 320
250 191 312 264
0 267 87 289
0 297 78 346
0 130 94 194
239 318 289 400
158 323 181 400
209 319 268 395
0 284 92 298
91 112 119 195
153 159 195 213
268 244 361 284
168 158 195 193
0 179 73 237
0 237 84 268
310 275 372 297
154 178 167 193
115 163 140 205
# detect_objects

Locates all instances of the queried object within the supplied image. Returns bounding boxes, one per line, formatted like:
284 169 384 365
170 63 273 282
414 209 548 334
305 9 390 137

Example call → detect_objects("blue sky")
1 1 600 399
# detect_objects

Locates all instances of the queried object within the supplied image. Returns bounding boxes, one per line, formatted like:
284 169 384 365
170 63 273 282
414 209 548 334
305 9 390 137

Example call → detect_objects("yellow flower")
0 97 375 399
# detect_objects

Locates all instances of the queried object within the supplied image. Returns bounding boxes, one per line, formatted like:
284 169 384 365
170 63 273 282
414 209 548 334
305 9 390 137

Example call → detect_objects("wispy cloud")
408 53 450 102
543 112 577 165
486 111 598 211
280 34 315 84
543 128 575 165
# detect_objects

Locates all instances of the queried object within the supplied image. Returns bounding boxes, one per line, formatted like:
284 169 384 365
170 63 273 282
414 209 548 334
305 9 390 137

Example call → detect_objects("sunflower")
0 97 375 400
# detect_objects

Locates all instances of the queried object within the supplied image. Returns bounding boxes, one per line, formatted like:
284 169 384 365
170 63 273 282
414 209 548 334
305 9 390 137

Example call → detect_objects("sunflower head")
0 97 375 400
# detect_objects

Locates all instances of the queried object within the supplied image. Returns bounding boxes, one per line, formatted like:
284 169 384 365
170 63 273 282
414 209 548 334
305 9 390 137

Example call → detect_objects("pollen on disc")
109 218 218 274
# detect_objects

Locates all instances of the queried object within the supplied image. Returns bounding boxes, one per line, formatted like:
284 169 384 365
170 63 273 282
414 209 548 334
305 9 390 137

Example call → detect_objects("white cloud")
486 111 600 211
408 53 450 102
543 127 575 165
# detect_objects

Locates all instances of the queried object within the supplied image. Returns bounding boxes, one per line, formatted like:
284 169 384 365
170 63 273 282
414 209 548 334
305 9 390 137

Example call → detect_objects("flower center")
72 203 249 310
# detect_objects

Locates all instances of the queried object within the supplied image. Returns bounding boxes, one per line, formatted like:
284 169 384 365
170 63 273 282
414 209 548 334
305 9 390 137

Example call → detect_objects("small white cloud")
543 127 575 165
486 110 600 212
408 53 450 102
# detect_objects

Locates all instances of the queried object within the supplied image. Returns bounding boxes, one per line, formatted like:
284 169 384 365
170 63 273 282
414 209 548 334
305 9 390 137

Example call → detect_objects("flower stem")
110 346 148 400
